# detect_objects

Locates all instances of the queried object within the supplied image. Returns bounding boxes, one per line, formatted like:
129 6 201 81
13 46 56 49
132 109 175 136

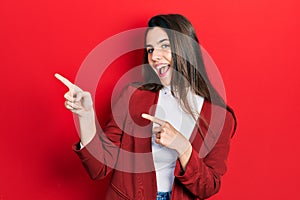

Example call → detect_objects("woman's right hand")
55 73 94 117
55 73 96 146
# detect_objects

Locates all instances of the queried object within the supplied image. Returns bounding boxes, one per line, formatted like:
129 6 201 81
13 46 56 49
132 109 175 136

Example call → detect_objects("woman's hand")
55 73 93 117
142 113 192 170
55 73 96 146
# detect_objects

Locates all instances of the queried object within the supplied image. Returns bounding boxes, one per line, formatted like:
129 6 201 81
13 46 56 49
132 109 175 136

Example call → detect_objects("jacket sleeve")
72 86 132 180
174 109 235 199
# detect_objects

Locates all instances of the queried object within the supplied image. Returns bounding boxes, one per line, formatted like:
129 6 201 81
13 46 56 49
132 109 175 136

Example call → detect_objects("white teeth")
159 66 165 74
156 64 170 75
158 65 169 75
157 65 168 69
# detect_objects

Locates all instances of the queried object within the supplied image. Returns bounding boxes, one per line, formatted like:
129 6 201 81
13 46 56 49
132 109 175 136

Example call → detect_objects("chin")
161 79 171 86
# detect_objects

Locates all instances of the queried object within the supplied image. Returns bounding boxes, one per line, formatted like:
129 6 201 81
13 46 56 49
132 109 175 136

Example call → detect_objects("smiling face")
146 27 173 86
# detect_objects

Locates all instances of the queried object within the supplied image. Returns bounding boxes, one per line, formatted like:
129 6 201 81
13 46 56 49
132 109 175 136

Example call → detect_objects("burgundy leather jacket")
73 85 235 200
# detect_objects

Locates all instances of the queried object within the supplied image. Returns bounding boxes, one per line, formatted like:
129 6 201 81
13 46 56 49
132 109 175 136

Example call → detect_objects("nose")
151 48 162 61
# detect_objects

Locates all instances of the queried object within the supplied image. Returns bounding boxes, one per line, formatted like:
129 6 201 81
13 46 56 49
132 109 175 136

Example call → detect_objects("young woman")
56 14 236 200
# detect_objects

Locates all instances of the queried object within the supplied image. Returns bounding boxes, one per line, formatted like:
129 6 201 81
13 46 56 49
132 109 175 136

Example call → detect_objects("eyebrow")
146 38 169 47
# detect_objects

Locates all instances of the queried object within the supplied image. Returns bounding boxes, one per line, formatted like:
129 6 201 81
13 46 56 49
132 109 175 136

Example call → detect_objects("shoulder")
118 82 159 106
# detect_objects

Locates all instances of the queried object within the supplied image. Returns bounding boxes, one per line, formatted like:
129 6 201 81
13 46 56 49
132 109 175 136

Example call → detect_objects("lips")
155 64 170 77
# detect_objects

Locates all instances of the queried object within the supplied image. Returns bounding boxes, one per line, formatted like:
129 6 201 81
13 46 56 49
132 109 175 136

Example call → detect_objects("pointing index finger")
54 73 74 90
142 113 165 126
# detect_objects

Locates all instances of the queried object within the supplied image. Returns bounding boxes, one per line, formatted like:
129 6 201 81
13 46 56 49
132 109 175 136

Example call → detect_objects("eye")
147 48 154 54
161 44 170 49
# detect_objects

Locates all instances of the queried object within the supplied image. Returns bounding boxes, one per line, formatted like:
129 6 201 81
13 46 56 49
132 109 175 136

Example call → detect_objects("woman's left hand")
142 113 191 157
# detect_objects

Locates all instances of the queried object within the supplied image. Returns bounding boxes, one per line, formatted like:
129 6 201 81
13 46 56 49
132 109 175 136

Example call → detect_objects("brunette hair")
142 14 237 136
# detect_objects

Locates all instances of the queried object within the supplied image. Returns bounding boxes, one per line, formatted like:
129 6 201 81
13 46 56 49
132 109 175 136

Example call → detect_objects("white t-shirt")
152 86 204 192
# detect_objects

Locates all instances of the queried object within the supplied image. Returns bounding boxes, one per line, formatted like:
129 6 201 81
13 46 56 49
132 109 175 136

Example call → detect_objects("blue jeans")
156 191 171 200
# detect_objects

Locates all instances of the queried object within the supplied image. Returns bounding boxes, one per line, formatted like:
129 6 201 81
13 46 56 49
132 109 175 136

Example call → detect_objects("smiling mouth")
157 65 170 77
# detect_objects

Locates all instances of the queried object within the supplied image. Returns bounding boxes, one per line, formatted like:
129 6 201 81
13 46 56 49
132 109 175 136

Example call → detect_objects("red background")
1 0 300 199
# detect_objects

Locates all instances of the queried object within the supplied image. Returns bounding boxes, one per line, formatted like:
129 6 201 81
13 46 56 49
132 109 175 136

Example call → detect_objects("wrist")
78 108 95 119
176 140 192 157
78 109 96 146
177 142 192 171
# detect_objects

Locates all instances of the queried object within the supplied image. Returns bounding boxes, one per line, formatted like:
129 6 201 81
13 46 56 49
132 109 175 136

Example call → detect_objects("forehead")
146 27 169 44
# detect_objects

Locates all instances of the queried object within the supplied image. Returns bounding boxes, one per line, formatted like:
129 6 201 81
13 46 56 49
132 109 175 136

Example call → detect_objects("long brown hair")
141 14 237 136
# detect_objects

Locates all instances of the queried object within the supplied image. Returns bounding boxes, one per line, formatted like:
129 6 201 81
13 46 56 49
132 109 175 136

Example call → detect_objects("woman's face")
146 27 172 86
